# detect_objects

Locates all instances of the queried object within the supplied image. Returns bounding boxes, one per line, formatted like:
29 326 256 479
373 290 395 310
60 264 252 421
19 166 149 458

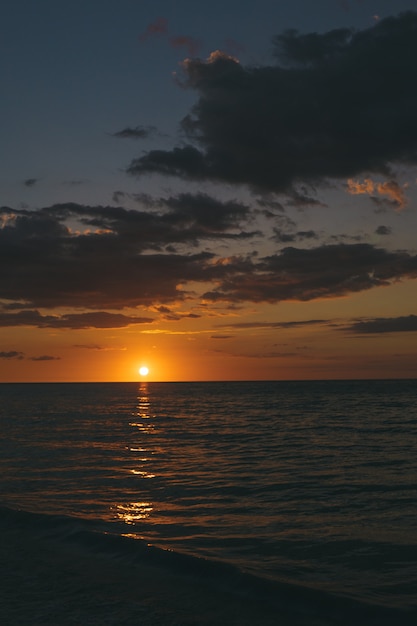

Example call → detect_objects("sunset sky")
1 0 417 382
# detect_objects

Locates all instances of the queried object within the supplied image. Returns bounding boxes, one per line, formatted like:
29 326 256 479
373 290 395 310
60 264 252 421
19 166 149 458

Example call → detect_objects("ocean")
1 380 416 625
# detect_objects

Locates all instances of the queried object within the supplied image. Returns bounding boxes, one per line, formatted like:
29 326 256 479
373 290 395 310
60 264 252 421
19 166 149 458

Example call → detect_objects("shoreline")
0 524 309 626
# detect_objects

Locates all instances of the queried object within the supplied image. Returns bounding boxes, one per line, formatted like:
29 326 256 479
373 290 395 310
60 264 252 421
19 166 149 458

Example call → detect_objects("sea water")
1 380 416 624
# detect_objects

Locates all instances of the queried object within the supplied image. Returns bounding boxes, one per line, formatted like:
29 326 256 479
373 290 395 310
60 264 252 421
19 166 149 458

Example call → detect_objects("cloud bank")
1 201 416 313
129 13 417 193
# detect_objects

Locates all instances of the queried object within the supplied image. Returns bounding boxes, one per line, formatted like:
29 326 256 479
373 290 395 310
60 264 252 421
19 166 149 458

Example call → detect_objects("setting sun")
139 366 149 377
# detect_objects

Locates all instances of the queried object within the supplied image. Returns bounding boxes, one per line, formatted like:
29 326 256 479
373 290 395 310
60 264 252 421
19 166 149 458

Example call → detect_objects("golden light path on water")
115 381 155 527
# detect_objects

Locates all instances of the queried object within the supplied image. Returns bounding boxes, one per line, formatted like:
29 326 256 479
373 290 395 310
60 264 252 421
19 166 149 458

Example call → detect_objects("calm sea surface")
1 380 416 622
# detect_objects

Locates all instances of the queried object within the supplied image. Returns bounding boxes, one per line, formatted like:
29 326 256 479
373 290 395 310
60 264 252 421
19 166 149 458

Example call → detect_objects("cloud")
204 243 417 303
273 229 319 243
0 199 255 308
139 17 201 57
139 17 168 42
0 350 24 359
112 126 158 140
0 205 416 312
170 36 201 57
155 192 252 233
128 13 417 193
73 344 127 351
375 225 392 236
216 319 328 330
0 309 154 329
347 178 408 209
29 355 60 361
0 227 213 308
24 178 39 187
344 314 417 334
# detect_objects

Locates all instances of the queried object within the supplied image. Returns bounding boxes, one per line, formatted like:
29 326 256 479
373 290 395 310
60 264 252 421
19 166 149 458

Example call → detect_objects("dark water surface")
1 380 416 623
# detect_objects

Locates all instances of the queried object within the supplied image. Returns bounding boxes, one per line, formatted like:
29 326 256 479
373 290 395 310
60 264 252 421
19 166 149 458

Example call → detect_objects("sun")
139 366 149 377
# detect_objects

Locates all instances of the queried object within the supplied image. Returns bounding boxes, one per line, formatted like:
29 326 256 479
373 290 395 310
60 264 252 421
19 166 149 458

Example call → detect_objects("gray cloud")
375 225 392 236
112 126 158 140
0 350 24 359
24 178 39 187
216 319 327 330
0 309 154 329
273 229 319 243
128 13 417 193
344 314 417 334
0 199 254 308
0 204 416 314
205 244 417 303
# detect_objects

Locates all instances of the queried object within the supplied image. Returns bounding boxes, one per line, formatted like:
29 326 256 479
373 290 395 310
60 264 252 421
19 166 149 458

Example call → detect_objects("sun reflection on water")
114 501 153 523
115 382 157 526
129 382 156 434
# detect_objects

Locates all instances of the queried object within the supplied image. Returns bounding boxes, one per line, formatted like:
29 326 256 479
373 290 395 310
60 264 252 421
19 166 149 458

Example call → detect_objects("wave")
1 504 415 626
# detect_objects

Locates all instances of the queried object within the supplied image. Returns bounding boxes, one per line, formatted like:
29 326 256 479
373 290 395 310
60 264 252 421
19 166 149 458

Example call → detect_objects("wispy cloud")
139 17 168 42
347 178 408 210
170 35 201 57
0 309 154 329
0 350 24 359
111 126 158 140
23 178 39 187
216 319 328 330
139 17 201 56
343 315 417 334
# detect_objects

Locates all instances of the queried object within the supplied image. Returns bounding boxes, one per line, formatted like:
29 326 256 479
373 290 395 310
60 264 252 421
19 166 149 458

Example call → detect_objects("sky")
1 0 417 382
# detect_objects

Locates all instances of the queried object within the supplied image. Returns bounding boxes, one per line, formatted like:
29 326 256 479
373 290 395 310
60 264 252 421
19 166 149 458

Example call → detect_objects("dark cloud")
256 198 286 214
152 304 201 321
128 13 417 193
0 199 255 308
328 233 364 243
204 244 417 303
0 309 153 329
0 351 24 359
24 178 39 187
210 334 233 339
216 319 327 330
29 355 60 361
286 188 327 208
273 229 319 243
375 225 392 235
344 314 417 334
112 126 158 140
1 204 416 313
77 192 253 241
157 192 252 233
